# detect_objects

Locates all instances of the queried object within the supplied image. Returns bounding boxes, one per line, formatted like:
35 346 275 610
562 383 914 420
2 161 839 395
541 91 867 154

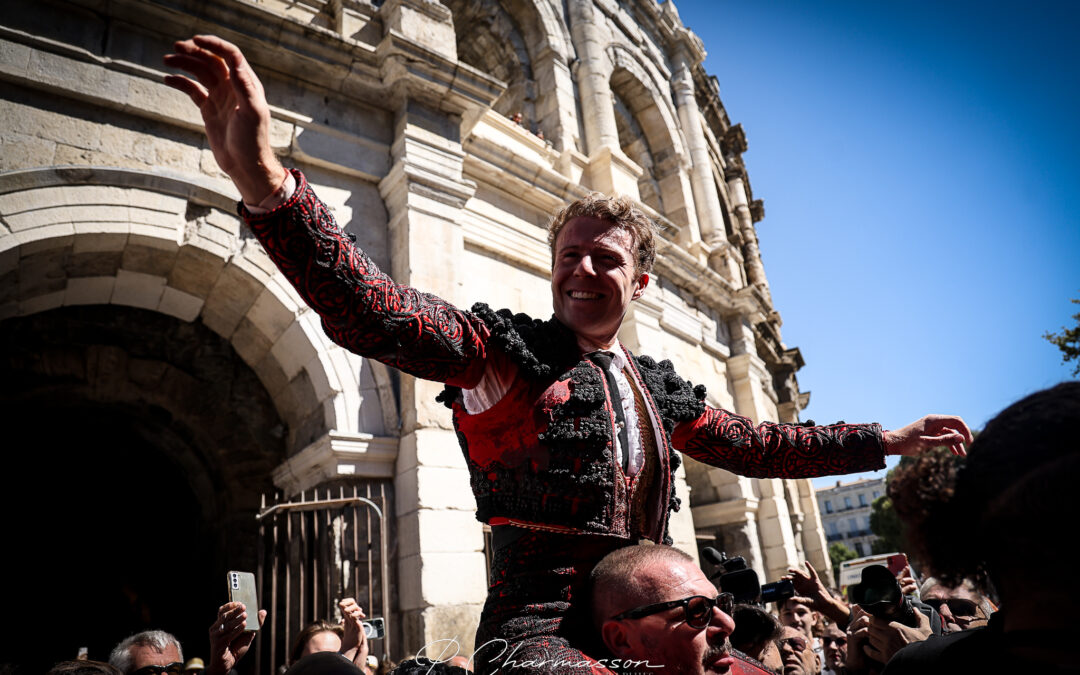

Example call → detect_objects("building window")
873 490 880 500
858 493 867 507
828 521 839 535
825 500 833 513
844 496 852 509
854 542 866 556
848 518 858 532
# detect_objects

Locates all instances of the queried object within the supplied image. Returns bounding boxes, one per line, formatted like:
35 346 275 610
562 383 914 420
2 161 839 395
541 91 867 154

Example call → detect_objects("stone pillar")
533 45 580 154
376 1 497 653
796 479 833 582
756 478 801 582
726 317 772 424
377 98 488 656
726 170 769 295
672 54 725 254
567 0 619 155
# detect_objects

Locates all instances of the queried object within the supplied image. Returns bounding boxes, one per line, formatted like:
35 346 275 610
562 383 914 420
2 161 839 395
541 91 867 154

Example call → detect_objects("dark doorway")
1 403 219 672
0 306 287 673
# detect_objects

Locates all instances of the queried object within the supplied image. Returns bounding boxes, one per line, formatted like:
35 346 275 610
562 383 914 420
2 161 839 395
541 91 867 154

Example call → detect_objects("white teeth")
569 291 600 299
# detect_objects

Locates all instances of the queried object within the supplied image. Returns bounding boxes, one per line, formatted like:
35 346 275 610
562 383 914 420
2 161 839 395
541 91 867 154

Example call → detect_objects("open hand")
884 414 974 457
163 35 286 203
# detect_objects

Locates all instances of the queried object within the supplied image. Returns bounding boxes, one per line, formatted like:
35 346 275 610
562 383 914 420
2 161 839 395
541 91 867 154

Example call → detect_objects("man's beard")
701 637 733 673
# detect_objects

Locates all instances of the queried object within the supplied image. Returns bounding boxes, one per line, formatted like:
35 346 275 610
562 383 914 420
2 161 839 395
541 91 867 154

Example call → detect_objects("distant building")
816 478 885 557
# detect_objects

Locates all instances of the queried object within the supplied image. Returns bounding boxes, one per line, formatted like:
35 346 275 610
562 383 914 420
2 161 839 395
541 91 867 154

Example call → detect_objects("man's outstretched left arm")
671 410 972 478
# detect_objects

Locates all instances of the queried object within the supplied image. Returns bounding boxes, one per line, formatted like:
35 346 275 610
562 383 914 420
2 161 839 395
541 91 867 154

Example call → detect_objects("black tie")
587 351 630 473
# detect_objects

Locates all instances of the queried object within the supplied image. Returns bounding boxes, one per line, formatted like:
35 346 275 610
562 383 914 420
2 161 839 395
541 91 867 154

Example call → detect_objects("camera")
848 564 919 627
702 547 794 606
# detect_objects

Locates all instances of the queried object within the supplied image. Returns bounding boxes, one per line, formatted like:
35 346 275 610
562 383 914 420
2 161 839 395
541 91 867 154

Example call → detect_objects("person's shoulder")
884 627 994 674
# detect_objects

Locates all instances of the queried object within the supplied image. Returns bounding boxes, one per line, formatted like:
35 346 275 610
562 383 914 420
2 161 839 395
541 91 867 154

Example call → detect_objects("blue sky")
670 0 1080 487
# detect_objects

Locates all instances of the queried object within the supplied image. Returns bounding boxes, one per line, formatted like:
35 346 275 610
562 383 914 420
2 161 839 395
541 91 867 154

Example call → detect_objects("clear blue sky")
670 0 1080 487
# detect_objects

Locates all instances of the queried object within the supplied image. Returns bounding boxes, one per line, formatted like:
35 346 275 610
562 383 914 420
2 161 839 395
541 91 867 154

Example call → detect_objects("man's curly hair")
547 193 659 275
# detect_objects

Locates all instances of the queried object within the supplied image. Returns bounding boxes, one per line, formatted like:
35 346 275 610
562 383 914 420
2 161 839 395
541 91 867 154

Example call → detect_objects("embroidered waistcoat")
438 305 706 545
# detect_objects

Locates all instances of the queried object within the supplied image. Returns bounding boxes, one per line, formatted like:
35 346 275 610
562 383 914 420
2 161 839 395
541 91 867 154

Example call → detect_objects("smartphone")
362 618 385 639
227 571 261 631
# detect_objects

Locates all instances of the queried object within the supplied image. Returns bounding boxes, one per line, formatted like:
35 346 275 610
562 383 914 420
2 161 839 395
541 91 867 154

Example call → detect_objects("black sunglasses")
822 635 847 647
132 664 184 675
922 597 978 618
612 592 734 629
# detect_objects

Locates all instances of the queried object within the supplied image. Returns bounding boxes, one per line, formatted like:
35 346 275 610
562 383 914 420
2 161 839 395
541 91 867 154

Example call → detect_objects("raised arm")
672 408 972 478
671 407 887 477
165 36 489 386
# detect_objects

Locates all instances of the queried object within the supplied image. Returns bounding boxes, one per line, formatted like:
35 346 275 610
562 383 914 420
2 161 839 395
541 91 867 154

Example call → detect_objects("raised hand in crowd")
163 35 286 205
783 561 851 626
895 566 918 598
338 598 370 671
846 604 932 671
206 601 267 675
883 415 973 458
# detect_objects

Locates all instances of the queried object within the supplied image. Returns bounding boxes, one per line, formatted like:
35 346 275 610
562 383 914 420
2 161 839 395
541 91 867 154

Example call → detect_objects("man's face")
821 623 847 672
776 626 818 675
551 216 647 351
779 600 817 640
606 558 736 674
922 583 989 633
129 643 181 674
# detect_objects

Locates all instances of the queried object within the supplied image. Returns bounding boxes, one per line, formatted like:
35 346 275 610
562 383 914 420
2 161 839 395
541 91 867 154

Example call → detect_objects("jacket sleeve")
670 407 886 478
241 169 489 387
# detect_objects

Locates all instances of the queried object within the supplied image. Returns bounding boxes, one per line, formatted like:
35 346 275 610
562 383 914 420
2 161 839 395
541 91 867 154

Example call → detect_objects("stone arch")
0 167 397 454
445 0 571 140
606 45 688 216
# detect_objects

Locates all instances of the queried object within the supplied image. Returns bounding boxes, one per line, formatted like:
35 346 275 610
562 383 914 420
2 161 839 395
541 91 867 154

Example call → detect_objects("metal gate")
254 484 393 673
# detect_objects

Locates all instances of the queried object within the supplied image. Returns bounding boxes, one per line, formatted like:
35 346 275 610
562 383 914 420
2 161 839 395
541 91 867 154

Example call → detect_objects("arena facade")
1 0 829 666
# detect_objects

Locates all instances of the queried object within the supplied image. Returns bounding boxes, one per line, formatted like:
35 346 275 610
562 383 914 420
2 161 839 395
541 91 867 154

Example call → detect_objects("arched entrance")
0 305 286 671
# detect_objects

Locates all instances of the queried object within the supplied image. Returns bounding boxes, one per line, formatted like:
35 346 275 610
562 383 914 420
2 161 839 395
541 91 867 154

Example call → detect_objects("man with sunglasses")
107 631 183 675
777 626 820 675
918 578 992 635
590 545 772 674
820 623 847 675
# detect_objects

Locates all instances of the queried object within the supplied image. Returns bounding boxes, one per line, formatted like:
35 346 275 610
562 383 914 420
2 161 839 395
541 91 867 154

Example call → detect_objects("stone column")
672 52 725 253
376 0 500 654
726 169 769 294
533 44 580 154
567 0 619 155
726 316 772 424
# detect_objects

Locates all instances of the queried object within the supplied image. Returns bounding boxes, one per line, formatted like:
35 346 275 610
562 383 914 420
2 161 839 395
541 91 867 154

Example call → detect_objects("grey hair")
919 577 995 618
108 631 183 674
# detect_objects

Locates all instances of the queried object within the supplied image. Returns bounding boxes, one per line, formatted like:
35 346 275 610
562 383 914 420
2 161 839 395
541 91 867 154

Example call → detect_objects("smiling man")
164 35 973 675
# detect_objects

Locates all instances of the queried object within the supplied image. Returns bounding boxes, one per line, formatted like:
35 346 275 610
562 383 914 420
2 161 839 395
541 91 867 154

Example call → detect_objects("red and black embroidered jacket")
242 170 887 542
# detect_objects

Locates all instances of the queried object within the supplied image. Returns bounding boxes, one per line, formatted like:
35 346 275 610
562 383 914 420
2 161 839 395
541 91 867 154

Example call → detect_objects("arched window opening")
445 0 539 132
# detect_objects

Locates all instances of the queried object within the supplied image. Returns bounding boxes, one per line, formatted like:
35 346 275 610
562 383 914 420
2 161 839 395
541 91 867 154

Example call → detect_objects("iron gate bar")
256 496 384 520
256 491 392 662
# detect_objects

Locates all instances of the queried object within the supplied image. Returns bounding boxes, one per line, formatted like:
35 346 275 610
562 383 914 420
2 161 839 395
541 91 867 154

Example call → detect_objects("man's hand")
883 415 974 457
163 35 287 204
850 607 932 665
783 561 850 625
338 597 369 669
207 601 267 675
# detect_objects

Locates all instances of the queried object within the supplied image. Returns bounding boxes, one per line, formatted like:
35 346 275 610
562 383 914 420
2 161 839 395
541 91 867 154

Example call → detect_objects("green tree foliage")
1044 298 1080 376
869 496 903 554
829 542 859 586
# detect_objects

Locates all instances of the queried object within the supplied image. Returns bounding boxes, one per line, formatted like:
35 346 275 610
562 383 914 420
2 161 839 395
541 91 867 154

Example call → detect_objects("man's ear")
632 273 649 300
600 620 634 658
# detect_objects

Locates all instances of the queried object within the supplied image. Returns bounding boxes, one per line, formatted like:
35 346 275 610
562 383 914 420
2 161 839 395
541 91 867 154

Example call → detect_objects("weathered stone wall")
1 0 829 660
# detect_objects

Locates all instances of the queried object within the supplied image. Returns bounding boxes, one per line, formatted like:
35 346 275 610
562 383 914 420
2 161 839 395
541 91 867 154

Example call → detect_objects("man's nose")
574 255 596 276
710 605 736 634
